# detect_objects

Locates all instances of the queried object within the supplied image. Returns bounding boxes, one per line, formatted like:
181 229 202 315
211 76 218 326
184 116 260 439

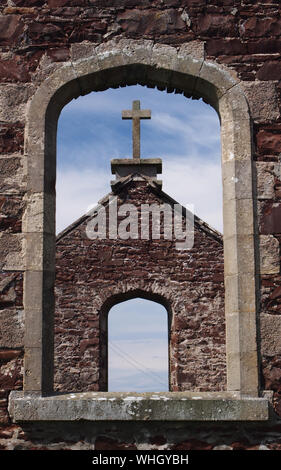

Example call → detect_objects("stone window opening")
9 41 269 423
107 297 169 393
98 291 173 394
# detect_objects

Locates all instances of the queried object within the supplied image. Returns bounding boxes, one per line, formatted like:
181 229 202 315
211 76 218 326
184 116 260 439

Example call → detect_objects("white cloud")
109 298 168 337
108 369 168 392
163 157 223 232
59 85 221 163
108 339 169 392
56 156 222 234
152 111 220 150
108 299 169 392
109 339 168 372
56 166 110 234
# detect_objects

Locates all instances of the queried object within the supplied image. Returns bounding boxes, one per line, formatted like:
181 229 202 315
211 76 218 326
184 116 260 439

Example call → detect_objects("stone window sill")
9 391 269 422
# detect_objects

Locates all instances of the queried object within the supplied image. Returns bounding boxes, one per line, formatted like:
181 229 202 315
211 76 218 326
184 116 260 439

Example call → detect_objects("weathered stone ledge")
9 391 269 422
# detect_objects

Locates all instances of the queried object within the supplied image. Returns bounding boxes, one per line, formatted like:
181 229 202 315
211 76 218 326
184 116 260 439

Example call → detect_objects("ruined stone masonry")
1 0 281 451
54 170 226 394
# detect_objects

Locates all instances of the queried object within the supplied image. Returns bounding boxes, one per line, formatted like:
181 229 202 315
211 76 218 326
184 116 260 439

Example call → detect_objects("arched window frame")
9 40 269 422
101 290 171 392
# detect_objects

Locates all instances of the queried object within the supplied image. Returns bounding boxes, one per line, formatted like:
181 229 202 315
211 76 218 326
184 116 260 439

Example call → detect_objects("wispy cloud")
58 85 220 165
108 339 169 392
56 166 110 233
163 157 223 232
108 299 169 392
152 111 220 149
56 92 222 233
108 368 168 392
56 156 222 234
109 339 168 372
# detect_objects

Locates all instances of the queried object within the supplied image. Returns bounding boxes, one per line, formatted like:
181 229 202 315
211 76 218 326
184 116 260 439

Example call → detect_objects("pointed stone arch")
23 39 258 397
99 288 172 392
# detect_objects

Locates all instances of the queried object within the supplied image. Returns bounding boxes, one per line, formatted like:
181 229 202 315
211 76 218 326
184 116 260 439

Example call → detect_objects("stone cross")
122 100 151 159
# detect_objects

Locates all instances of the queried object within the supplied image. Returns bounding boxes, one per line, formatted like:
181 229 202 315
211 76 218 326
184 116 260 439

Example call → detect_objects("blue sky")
56 85 222 391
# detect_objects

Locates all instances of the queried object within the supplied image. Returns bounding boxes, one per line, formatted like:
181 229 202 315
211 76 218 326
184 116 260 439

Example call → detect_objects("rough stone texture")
54 178 226 393
0 309 24 349
9 391 269 422
2 417 281 451
0 122 24 155
261 314 281 357
259 235 280 275
0 156 25 194
256 162 276 200
260 202 281 234
242 82 280 123
0 84 34 122
0 0 281 451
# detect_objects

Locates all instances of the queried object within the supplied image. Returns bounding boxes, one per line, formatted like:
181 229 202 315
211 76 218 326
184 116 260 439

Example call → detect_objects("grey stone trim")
23 39 259 398
9 391 269 422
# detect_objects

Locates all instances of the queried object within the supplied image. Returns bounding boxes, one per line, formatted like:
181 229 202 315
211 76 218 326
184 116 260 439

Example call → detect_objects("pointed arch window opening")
108 298 169 393
16 45 262 409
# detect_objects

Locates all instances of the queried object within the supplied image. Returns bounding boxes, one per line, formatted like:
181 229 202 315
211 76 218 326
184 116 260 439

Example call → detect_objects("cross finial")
122 100 151 159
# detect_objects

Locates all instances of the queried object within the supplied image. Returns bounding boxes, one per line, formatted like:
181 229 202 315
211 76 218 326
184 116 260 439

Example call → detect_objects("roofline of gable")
56 173 223 244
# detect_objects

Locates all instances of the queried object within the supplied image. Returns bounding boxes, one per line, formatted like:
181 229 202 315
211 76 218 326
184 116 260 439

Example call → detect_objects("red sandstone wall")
1 0 281 450
54 180 226 393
